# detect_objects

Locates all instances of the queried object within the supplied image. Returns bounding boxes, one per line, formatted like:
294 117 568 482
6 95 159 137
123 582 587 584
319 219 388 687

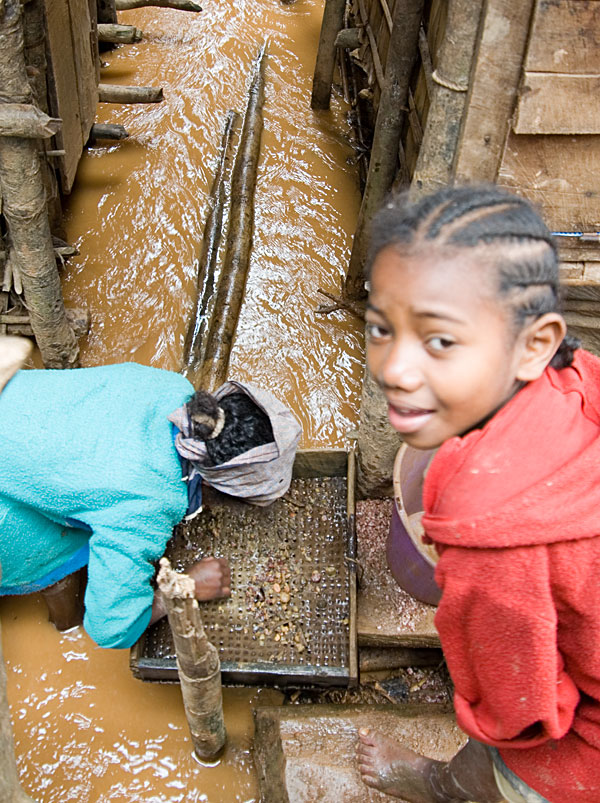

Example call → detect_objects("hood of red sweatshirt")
422 349 600 548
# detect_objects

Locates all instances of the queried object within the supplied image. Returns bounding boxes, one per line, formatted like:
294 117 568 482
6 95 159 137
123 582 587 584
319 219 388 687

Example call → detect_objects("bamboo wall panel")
498 132 600 231
525 0 599 74
43 0 98 193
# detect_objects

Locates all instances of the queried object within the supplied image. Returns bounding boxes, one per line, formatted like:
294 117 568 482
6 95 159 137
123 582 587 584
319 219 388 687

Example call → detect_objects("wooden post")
411 0 484 196
344 0 424 300
311 0 346 110
181 109 239 382
0 0 79 368
98 84 163 103
88 123 129 142
0 565 37 803
200 44 267 391
156 559 226 760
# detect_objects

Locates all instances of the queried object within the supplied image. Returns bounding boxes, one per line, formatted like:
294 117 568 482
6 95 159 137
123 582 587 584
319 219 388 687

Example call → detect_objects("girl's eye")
427 335 455 352
366 322 390 340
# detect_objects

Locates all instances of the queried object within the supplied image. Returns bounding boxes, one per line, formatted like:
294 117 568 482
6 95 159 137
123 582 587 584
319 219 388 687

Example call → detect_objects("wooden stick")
199 44 267 391
88 123 129 142
97 23 143 44
311 0 346 110
157 558 226 760
116 0 202 10
98 83 163 103
345 0 424 299
0 103 61 139
181 109 239 381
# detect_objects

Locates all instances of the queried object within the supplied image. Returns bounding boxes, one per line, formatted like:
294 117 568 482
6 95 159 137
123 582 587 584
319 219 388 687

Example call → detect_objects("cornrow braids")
367 184 579 369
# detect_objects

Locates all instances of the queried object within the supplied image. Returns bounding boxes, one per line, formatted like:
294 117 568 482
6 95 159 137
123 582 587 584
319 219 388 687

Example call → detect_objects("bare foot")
187 557 231 601
357 728 442 802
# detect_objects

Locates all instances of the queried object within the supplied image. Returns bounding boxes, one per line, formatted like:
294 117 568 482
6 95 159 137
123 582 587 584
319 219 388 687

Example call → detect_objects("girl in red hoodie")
357 184 600 803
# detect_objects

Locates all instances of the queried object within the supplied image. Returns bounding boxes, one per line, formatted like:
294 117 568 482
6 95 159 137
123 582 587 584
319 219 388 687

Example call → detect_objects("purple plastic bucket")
386 445 441 606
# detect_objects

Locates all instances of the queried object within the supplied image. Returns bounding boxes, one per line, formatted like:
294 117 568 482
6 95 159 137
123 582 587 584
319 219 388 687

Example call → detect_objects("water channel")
1 1 364 799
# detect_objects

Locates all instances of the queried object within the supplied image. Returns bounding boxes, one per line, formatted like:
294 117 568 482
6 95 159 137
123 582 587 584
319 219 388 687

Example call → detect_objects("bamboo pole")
0 0 78 368
116 0 202 10
98 23 143 43
98 84 163 103
311 0 346 110
199 43 267 391
156 558 226 760
411 0 483 196
181 109 239 382
344 0 424 300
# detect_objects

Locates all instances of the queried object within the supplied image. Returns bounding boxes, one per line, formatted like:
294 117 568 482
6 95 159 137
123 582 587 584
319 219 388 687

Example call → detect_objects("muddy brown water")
1 1 364 799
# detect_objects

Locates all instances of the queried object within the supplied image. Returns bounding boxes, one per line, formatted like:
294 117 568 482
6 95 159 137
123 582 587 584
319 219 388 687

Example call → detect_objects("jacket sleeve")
82 502 175 649
434 544 580 748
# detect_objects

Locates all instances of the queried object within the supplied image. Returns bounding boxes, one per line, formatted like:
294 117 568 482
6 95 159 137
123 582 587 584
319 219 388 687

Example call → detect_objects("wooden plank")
526 0 600 74
453 0 536 182
68 0 98 143
43 0 82 192
498 132 600 230
514 73 600 134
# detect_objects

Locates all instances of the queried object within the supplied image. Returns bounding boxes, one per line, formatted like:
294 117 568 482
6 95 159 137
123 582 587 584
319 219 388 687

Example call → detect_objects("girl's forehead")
369 246 502 316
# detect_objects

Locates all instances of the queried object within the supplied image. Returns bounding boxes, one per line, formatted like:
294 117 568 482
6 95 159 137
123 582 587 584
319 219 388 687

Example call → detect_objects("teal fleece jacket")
0 363 193 648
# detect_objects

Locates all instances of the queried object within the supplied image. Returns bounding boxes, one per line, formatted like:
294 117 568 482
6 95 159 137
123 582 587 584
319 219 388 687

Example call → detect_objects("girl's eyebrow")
414 309 467 325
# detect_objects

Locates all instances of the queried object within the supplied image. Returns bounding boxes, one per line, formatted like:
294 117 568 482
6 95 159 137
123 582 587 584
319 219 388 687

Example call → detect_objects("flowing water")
1 0 364 799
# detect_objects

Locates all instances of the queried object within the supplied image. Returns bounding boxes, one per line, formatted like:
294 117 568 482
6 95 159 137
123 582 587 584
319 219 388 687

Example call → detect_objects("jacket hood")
422 349 600 548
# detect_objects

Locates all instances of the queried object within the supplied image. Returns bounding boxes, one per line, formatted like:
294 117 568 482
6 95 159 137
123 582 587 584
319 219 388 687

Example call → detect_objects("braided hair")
186 389 274 466
366 184 578 369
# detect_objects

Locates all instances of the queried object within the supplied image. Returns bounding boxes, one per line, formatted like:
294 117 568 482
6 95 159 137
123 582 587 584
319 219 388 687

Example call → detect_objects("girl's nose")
379 346 424 393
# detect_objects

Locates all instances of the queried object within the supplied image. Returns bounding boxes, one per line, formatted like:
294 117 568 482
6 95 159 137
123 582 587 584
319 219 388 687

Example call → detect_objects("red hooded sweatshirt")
422 349 600 802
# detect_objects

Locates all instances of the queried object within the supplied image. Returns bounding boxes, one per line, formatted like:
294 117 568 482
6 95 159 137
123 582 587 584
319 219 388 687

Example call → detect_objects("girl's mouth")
387 402 434 434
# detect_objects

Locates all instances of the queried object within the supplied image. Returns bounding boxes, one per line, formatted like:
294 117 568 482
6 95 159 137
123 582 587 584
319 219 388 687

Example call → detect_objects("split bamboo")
181 109 239 382
411 0 484 196
116 0 202 10
98 84 163 104
199 43 267 391
98 23 143 44
311 0 346 110
156 558 226 760
0 0 78 367
345 0 424 300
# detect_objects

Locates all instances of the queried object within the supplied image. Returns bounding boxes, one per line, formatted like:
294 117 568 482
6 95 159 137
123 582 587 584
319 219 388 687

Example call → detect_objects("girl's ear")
516 313 567 382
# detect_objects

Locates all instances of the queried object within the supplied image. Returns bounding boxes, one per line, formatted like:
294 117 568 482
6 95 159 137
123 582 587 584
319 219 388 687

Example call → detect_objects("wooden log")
0 307 90 338
156 558 226 760
181 109 239 381
88 122 129 142
115 0 202 10
345 0 424 300
311 0 346 110
199 44 267 391
98 83 163 103
0 102 61 138
411 0 484 196
0 564 37 803
0 0 78 368
97 23 143 43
